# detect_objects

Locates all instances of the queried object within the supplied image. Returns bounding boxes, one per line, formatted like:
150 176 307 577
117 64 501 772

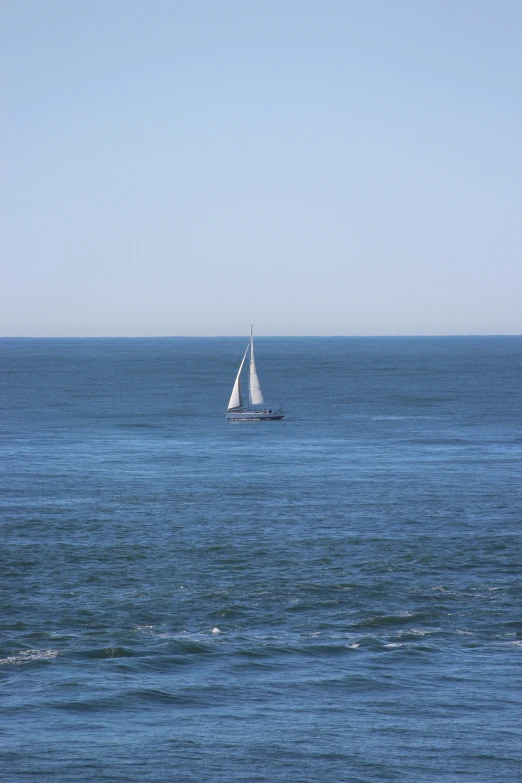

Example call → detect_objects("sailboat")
225 327 284 420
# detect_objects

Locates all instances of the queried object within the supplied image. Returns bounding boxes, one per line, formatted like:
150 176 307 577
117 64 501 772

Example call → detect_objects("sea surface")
1 336 521 783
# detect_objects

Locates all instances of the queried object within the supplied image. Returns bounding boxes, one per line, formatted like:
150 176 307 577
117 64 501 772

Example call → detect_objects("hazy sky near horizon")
2 0 521 336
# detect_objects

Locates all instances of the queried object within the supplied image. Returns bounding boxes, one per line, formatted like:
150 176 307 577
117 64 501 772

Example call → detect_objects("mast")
248 326 252 408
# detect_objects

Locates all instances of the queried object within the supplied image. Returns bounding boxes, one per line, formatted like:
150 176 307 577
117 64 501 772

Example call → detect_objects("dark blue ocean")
1 336 521 783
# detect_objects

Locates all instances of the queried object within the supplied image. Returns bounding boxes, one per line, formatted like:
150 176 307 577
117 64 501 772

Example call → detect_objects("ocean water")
1 336 521 783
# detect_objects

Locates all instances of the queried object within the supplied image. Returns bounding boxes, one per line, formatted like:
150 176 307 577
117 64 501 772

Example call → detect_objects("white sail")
227 345 249 411
248 327 264 406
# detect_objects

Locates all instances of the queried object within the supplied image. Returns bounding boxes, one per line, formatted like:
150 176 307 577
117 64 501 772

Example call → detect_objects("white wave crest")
0 648 59 665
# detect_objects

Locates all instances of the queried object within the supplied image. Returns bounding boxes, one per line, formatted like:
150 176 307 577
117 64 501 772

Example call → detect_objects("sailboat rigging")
225 328 284 420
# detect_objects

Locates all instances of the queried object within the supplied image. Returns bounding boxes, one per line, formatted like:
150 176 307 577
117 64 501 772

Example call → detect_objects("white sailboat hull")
225 410 285 421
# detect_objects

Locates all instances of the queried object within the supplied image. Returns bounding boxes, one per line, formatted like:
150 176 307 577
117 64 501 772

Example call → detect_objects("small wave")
167 638 216 655
82 647 135 659
133 688 198 705
306 643 359 656
0 648 58 665
493 640 522 649
355 613 423 629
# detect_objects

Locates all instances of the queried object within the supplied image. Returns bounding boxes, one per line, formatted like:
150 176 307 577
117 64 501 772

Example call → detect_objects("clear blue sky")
2 0 521 336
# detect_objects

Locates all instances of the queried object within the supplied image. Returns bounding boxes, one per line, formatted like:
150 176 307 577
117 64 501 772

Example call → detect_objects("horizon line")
1 333 521 340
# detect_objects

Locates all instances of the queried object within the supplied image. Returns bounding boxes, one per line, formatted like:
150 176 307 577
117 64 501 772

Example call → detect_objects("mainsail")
248 326 264 406
227 345 249 411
